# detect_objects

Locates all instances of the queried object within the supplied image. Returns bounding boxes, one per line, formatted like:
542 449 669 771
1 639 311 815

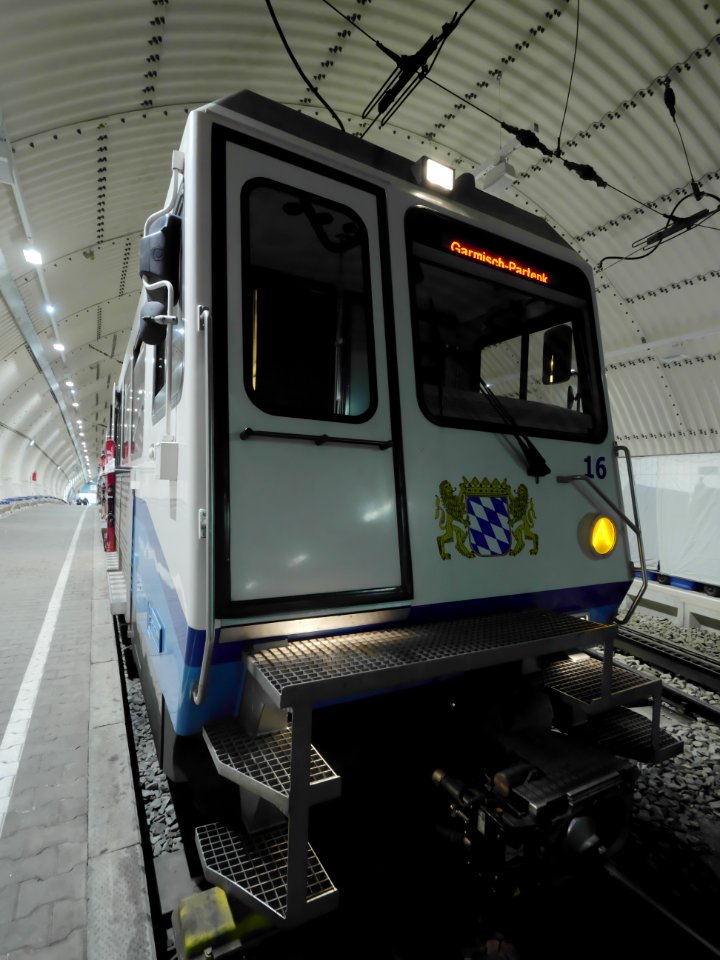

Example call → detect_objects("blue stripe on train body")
131 497 246 736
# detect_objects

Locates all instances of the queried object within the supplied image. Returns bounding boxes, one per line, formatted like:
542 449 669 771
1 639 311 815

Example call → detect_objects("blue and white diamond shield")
466 495 511 556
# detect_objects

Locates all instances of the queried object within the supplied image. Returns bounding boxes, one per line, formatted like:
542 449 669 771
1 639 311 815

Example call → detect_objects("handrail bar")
239 427 392 449
557 443 647 625
193 307 215 706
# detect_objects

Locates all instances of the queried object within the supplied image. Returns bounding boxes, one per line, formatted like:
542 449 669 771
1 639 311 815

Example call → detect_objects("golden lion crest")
435 476 539 560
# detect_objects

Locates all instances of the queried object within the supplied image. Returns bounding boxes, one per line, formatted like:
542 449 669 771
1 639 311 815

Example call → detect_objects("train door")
213 130 411 619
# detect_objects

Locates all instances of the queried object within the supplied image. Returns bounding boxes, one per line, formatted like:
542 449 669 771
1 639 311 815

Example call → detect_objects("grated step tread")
203 719 340 811
107 570 127 615
247 610 615 708
568 707 683 763
540 654 659 713
196 822 337 923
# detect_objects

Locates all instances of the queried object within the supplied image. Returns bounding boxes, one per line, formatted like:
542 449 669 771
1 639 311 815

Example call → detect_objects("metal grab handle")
239 427 392 450
193 307 215 706
613 444 648 624
556 442 647 625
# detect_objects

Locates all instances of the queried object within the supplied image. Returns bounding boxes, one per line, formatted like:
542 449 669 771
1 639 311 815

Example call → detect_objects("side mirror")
139 213 181 295
542 324 573 385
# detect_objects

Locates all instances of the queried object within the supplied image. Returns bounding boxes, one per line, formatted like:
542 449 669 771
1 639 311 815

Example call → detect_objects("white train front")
106 90 667 933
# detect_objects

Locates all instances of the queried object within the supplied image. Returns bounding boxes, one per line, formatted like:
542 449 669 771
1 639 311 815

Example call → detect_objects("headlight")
590 515 617 556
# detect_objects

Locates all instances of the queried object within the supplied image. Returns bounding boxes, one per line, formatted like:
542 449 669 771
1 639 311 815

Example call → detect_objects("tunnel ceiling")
0 0 719 494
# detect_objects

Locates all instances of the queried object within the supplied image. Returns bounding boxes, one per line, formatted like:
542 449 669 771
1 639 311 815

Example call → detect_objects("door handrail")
239 427 392 449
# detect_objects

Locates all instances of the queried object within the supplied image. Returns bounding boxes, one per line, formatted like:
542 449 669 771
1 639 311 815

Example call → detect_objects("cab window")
407 208 606 442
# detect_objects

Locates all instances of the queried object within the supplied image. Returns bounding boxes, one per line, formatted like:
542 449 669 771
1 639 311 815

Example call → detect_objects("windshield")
407 208 606 442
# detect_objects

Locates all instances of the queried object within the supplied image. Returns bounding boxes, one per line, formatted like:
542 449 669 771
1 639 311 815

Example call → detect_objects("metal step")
540 653 660 715
107 569 127 615
105 550 119 571
247 610 616 709
203 719 340 815
196 822 337 925
568 707 683 763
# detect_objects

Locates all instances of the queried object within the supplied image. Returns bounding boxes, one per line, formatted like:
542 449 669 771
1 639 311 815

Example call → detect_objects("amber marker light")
591 516 617 556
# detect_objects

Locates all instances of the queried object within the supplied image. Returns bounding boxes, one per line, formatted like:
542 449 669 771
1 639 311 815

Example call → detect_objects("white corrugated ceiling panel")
0 0 717 492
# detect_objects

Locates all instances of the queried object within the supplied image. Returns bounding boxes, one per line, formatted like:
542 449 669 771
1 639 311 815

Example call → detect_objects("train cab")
109 91 677 932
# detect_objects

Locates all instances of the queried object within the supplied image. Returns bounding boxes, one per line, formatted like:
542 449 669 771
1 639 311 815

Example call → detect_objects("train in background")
103 90 680 948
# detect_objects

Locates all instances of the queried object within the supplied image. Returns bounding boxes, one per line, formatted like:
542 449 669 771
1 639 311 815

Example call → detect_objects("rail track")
617 624 720 701
605 620 720 956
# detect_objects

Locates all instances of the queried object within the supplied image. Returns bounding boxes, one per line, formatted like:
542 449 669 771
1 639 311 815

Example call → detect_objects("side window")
153 191 184 423
241 180 376 422
152 317 185 424
131 343 145 459
121 365 132 465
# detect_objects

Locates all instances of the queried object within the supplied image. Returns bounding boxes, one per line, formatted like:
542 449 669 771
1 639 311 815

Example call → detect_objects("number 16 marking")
584 456 607 479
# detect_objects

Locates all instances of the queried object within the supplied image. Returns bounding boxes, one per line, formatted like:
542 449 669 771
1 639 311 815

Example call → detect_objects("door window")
241 180 376 422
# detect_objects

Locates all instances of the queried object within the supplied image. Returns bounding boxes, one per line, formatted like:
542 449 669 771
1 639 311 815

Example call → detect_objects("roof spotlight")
23 247 43 265
412 156 454 192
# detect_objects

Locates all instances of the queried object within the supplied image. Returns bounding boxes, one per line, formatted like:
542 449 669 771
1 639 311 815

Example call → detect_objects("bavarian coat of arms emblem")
435 476 539 560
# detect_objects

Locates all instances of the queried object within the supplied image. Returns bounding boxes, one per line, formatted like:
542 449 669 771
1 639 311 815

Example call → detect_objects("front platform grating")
569 707 683 763
203 719 340 813
247 610 615 708
196 822 337 923
540 654 659 714
107 569 127 615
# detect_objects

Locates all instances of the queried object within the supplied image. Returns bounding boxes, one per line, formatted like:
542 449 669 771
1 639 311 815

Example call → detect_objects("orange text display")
449 240 550 284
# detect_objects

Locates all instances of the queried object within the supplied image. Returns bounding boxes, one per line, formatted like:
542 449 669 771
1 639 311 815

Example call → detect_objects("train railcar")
111 90 676 936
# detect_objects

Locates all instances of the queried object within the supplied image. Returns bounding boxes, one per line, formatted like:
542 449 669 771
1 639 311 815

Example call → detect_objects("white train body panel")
115 92 633 741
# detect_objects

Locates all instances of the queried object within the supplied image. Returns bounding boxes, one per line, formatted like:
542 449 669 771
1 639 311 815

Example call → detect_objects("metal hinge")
198 305 211 331
198 508 207 539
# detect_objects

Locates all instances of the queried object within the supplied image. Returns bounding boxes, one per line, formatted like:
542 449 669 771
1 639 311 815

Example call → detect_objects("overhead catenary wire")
264 0 345 133
596 191 720 269
663 80 702 200
319 3 679 220
319 1 708 251
596 240 664 270
424 75 672 219
322 0 476 132
326 0 715 236
556 0 581 156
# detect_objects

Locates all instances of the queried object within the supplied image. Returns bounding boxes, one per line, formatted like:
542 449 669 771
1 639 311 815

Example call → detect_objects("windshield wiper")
478 377 551 480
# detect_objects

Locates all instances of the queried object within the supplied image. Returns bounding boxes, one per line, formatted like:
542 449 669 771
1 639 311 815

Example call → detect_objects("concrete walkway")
0 504 155 959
